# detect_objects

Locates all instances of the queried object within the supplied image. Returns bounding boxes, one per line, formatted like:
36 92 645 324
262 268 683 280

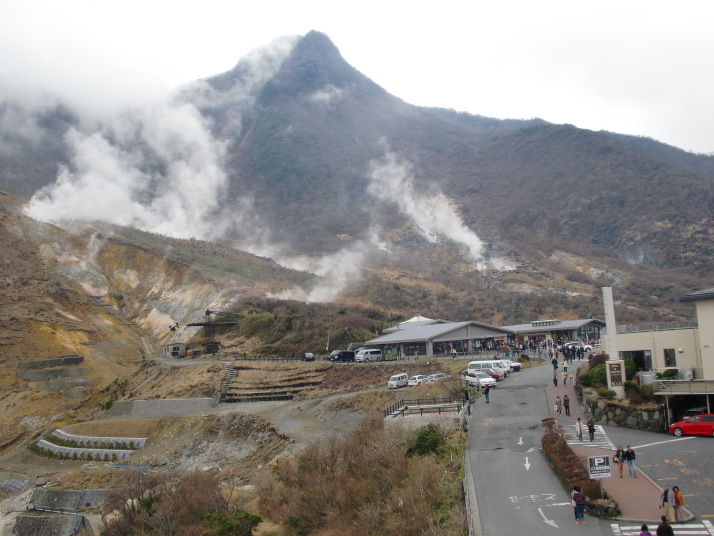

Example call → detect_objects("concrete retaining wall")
36 440 134 461
17 355 83 370
15 513 83 536
111 398 214 417
51 429 146 449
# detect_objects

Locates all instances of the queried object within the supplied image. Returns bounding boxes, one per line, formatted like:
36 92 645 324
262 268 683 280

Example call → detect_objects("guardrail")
653 379 714 395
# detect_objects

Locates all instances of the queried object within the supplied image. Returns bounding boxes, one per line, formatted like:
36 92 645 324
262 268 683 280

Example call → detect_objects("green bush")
518 354 531 363
407 424 445 457
624 380 639 395
638 384 654 401
598 387 616 400
624 359 637 380
657 369 678 379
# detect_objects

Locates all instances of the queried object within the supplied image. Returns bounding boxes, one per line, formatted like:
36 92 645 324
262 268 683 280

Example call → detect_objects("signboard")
588 456 611 479
607 361 624 387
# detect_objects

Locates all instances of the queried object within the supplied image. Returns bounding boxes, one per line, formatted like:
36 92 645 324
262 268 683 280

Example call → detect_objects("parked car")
463 371 496 389
407 375 428 387
426 373 450 382
329 350 355 362
302 352 315 362
561 341 593 352
388 373 409 389
500 359 521 371
482 368 504 381
669 414 714 437
355 349 382 362
467 360 510 377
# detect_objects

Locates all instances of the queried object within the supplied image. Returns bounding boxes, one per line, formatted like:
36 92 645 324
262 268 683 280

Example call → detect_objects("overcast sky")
1 0 712 154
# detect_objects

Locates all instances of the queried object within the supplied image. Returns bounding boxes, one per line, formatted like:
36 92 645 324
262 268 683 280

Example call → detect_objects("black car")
329 350 355 362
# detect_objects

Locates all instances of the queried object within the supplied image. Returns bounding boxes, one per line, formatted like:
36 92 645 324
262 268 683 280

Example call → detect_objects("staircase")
215 362 236 406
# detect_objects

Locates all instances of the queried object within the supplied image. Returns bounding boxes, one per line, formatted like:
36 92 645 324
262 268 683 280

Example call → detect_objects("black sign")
608 362 623 387
588 456 611 479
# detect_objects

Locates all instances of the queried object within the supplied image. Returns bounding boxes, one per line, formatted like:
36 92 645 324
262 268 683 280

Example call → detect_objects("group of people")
613 445 638 477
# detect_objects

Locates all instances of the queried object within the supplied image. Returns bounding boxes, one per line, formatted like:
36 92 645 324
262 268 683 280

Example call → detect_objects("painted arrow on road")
518 436 524 445
538 507 558 528
524 457 531 470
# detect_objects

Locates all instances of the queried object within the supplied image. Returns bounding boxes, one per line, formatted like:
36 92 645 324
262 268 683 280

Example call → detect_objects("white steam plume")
367 148 494 267
25 102 230 240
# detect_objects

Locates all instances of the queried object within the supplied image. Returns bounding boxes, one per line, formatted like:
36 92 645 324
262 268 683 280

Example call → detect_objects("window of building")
663 348 676 368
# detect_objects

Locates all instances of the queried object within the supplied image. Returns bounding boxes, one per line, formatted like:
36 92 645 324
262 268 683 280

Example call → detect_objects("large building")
616 287 714 418
366 315 514 359
500 318 605 346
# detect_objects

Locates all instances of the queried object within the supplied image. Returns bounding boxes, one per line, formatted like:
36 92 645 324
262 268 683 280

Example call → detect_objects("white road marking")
524 457 531 470
632 436 697 449
611 522 714 536
537 507 558 528
518 436 524 445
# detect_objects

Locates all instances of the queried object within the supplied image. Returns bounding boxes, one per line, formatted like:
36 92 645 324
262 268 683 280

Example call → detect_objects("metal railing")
617 321 697 334
653 379 714 395
384 397 461 417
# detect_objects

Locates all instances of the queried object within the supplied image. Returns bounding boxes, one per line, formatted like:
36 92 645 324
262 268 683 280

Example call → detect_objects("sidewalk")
543 358 694 524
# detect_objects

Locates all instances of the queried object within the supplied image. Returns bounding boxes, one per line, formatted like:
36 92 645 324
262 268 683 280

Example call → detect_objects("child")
639 523 652 536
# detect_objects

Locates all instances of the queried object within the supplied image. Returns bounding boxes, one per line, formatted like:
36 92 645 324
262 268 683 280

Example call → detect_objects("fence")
384 397 462 417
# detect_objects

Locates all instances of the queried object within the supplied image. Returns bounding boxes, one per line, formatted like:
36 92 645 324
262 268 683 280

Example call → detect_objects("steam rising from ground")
367 149 489 267
26 103 231 239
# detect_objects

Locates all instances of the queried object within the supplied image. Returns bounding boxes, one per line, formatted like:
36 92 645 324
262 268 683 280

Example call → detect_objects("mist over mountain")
1 30 712 311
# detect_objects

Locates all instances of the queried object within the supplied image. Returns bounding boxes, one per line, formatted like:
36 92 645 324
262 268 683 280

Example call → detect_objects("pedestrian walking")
614 445 625 478
624 445 637 477
586 418 595 441
552 369 558 387
552 357 558 370
570 487 578 521
656 515 674 536
451 347 457 360
555 396 562 415
576 418 583 441
562 370 568 386
563 394 570 416
658 485 674 522
572 485 586 524
563 360 568 373
483 384 491 403
639 523 652 536
672 485 685 523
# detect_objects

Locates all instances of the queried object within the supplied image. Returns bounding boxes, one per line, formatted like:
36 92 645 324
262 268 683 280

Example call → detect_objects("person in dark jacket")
572 485 586 524
586 418 596 441
483 384 491 403
656 515 674 536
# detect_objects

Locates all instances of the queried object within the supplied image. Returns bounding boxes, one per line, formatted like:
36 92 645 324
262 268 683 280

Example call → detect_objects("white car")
426 373 450 383
464 371 496 389
500 359 521 371
563 341 593 352
407 375 428 386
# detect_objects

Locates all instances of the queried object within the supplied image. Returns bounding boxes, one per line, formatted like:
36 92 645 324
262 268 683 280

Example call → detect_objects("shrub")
588 354 608 370
598 388 616 400
638 384 654 401
518 353 531 363
408 424 445 457
657 369 678 379
624 359 637 380
624 380 639 396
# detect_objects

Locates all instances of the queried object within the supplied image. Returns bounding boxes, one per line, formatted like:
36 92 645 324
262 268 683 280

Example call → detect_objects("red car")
482 368 504 381
669 414 714 437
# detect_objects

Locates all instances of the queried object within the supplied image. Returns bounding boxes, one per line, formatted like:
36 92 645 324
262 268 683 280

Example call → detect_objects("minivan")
356 349 382 362
467 360 510 377
387 373 409 389
329 350 355 362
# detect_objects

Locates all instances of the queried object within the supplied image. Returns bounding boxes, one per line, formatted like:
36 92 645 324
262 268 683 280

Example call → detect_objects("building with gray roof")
500 318 605 345
367 317 515 358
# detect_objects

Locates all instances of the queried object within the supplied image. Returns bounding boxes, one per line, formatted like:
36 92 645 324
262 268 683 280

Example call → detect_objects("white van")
387 373 409 389
356 349 382 362
467 360 510 377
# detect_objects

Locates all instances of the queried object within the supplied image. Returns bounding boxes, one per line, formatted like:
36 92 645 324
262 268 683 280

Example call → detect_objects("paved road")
467 363 714 536
469 364 608 535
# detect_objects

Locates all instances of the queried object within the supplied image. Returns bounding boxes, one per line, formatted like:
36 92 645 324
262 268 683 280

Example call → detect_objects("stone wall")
576 387 665 433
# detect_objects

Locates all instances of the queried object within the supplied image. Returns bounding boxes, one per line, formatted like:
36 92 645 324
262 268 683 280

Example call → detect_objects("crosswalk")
563 422 615 451
612 520 714 535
